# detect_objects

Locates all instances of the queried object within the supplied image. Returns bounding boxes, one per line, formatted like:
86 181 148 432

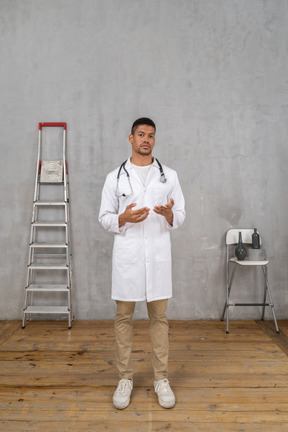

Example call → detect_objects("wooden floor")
0 320 288 431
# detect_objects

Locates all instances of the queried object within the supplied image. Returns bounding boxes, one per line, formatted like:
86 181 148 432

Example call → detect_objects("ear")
128 134 134 144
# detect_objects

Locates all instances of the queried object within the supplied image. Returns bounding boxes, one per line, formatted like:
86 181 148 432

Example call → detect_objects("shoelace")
155 378 171 393
118 379 132 394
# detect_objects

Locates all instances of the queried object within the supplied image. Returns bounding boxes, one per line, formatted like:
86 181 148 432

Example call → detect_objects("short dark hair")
131 117 156 135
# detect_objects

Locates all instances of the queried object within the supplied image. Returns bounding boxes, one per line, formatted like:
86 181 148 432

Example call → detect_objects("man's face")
129 124 155 156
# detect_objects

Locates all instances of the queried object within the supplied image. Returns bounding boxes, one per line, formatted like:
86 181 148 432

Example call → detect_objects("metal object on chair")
22 122 73 329
221 228 279 334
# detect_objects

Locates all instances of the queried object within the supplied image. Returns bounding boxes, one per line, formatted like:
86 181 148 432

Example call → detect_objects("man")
99 117 185 410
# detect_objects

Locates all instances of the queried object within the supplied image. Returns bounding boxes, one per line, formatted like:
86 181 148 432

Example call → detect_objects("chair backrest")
226 229 262 246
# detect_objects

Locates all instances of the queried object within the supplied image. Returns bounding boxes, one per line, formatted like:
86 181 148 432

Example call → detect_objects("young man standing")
99 117 185 409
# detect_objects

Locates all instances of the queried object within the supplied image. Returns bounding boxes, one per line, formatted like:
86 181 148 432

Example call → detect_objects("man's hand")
119 203 150 227
153 198 174 226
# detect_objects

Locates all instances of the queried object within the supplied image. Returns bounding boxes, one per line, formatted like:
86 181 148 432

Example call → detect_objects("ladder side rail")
30 188 40 264
65 184 70 246
63 129 68 203
65 169 70 244
67 254 73 326
66 177 72 272
28 223 34 262
65 174 69 223
65 166 73 323
60 123 73 327
66 227 70 266
65 224 69 255
68 272 72 329
33 129 42 202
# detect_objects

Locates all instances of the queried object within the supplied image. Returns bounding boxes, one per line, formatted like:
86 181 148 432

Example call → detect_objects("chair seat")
230 257 269 266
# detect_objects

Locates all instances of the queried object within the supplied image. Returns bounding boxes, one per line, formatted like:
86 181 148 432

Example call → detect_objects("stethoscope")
115 158 167 197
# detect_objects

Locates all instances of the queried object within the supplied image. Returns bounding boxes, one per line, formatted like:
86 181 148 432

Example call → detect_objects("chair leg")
221 266 236 334
221 300 230 334
226 304 229 334
262 267 280 334
261 276 267 321
221 300 227 321
266 281 280 334
221 290 230 333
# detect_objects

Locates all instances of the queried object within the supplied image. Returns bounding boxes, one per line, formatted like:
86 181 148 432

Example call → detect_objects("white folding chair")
221 228 279 334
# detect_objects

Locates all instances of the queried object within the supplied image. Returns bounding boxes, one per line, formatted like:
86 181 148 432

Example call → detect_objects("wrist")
118 213 126 227
165 210 173 226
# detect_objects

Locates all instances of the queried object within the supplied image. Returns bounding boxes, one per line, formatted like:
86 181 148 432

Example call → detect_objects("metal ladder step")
32 221 67 227
39 181 64 184
26 284 69 292
28 263 68 270
30 242 68 248
33 201 67 206
23 306 70 314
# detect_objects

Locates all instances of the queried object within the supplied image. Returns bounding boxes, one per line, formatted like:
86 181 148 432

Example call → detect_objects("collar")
125 157 159 171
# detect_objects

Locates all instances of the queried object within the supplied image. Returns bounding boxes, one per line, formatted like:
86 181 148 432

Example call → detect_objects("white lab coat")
98 158 185 302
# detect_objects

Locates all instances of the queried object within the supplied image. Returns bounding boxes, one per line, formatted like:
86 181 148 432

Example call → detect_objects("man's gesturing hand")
119 203 150 227
153 197 174 226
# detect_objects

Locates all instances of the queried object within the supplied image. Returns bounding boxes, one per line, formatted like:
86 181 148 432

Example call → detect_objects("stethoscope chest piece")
156 158 167 183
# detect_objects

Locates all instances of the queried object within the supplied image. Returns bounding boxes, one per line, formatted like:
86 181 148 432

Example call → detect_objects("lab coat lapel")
126 158 145 190
145 158 159 188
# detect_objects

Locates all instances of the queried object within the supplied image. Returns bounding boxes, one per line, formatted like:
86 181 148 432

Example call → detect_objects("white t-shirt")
131 162 152 185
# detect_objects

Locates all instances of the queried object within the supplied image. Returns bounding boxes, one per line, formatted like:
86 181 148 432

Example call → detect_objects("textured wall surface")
0 0 288 320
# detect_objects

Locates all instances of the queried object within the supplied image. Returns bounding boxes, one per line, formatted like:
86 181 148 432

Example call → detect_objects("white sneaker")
113 379 133 409
154 378 175 408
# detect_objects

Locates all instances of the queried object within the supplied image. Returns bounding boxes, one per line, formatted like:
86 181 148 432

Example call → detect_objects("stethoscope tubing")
115 158 167 197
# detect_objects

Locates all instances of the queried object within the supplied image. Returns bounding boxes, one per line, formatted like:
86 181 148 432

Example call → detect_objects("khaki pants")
114 299 169 381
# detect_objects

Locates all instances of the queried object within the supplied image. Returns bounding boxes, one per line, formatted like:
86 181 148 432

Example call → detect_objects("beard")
137 146 152 156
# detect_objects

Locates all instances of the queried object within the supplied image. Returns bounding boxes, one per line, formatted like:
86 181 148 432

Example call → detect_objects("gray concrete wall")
1 0 288 321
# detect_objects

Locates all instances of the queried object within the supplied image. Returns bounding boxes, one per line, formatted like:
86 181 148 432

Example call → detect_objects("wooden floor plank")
1 374 287 388
1 386 288 404
256 320 288 356
1 422 288 432
0 321 21 348
0 320 288 431
1 399 288 413
0 339 281 352
1 357 287 375
0 349 285 361
1 407 288 422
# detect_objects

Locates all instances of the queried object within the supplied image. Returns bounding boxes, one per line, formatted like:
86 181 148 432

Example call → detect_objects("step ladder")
22 122 73 328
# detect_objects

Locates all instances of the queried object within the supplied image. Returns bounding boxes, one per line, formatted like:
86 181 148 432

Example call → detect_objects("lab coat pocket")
113 237 138 264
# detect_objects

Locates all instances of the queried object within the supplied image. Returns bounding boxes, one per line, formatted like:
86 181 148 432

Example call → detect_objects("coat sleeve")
166 172 186 230
98 174 126 234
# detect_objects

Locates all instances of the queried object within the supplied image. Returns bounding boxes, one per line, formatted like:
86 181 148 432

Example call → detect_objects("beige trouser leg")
114 301 136 380
147 299 169 381
114 299 169 381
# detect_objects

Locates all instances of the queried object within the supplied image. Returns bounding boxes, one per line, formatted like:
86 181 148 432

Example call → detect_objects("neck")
130 154 153 167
